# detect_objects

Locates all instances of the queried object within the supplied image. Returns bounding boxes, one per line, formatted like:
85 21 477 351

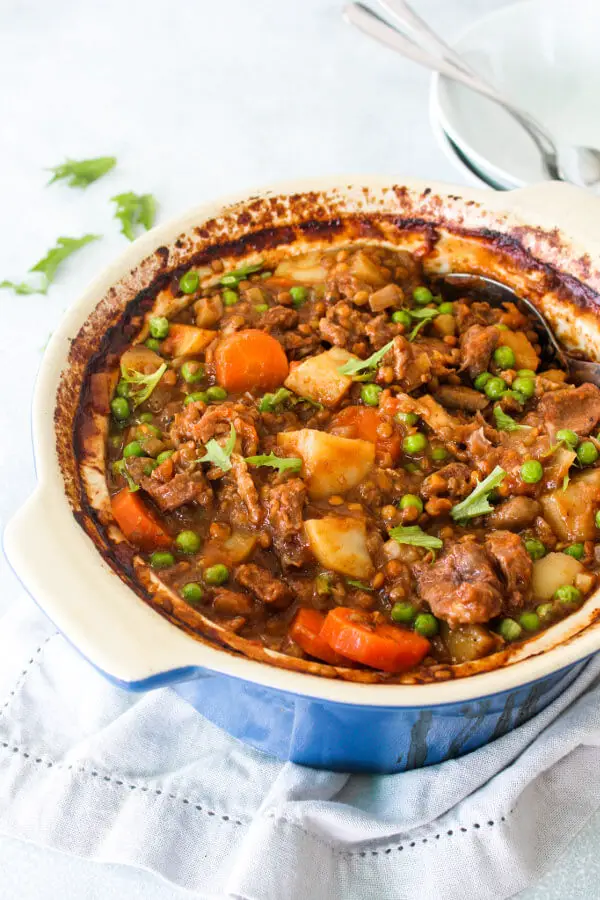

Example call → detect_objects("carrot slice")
214 329 289 393
289 608 348 665
330 406 403 465
320 607 430 673
111 489 171 551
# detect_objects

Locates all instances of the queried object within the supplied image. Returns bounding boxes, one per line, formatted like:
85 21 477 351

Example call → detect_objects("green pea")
536 602 555 625
403 433 428 455
115 380 130 398
254 303 269 312
179 271 200 294
554 584 582 606
431 446 449 461
525 538 546 561
473 372 492 391
517 369 536 377
223 289 239 306
413 286 433 306
596 510 600 529
145 338 162 353
206 385 228 402
399 494 423 514
123 441 144 458
175 530 201 554
156 450 174 465
149 316 169 340
484 376 507 400
220 274 240 287
111 397 130 421
181 361 205 384
290 286 308 306
181 582 204 604
493 346 516 369
495 323 509 331
204 563 229 585
360 383 382 407
392 309 411 326
414 613 439 637
396 412 418 426
143 461 157 476
184 391 208 405
557 429 579 449
139 412 154 424
563 543 585 560
520 459 543 484
391 602 416 624
577 441 599 466
498 618 522 642
519 612 540 632
260 271 273 279
512 376 536 399
404 462 419 474
150 551 175 569
437 301 454 315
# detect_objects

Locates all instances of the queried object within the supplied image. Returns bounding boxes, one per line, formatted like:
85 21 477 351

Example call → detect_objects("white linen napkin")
2 595 600 900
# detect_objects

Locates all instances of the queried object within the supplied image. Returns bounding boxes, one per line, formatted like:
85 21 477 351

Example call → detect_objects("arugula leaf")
244 452 302 473
112 459 139 492
120 360 167 408
562 472 570 492
112 192 157 241
450 466 507 524
338 339 394 376
31 234 100 287
47 156 116 188
198 423 237 472
493 406 531 433
258 388 293 413
388 525 443 551
220 260 264 286
408 308 438 342
346 579 374 591
0 279 45 295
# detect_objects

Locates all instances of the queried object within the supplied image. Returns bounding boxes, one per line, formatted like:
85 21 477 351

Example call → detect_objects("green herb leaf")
493 406 531 433
47 156 117 188
388 525 443 551
31 234 100 288
346 579 374 591
112 192 157 241
258 388 292 413
112 459 140 492
562 472 570 491
337 339 394 376
198 423 237 472
244 452 302 473
120 360 167 408
315 573 332 596
450 466 507 524
0 279 46 295
408 308 438 342
220 259 264 286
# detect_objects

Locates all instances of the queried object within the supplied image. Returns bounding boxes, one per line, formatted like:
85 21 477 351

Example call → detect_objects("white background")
1 0 598 896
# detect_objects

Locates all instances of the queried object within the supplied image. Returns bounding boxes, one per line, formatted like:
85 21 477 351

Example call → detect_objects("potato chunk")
532 552 585 601
278 429 374 498
284 348 356 408
304 516 374 579
497 330 539 371
275 251 327 284
161 324 216 357
540 469 600 542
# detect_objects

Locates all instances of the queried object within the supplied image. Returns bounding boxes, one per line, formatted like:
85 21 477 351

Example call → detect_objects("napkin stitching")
0 633 58 719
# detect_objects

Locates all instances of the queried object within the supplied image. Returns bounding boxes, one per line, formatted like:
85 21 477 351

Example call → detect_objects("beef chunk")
212 589 255 617
365 314 400 350
537 383 600 436
262 305 299 331
421 463 473 501
487 497 540 531
264 479 309 567
460 325 499 378
485 530 532 608
235 563 293 608
141 471 212 512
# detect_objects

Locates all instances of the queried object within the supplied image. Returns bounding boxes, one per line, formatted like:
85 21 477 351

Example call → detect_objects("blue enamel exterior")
172 657 589 773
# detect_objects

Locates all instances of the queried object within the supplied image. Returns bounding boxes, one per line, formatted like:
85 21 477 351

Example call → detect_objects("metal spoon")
344 2 600 190
444 273 600 387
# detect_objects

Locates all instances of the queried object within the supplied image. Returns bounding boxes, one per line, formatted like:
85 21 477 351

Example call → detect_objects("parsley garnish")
1 234 100 295
47 156 116 188
0 279 45 295
388 525 443 551
112 192 156 241
258 388 293 413
450 466 507 524
346 579 374 591
337 339 394 376
220 260 264 286
245 452 302 473
493 406 531 433
120 359 167 408
198 423 237 472
112 459 139 492
408 308 439 342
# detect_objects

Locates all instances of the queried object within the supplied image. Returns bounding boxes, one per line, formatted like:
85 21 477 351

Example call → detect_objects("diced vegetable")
319 607 430 673
274 250 326 284
201 530 258 567
111 490 171 550
284 347 355 408
350 250 387 286
540 469 600 541
369 283 403 312
214 329 289 393
531 552 585 601
304 516 374 579
497 330 539 371
160 324 216 357
278 429 375 498
440 622 501 663
289 609 347 665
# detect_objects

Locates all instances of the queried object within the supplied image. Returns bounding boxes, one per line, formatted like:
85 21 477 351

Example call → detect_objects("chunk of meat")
460 325 499 378
487 496 540 530
264 479 310 567
229 455 263 525
415 542 503 627
485 530 532 607
318 301 368 349
261 305 299 331
212 589 255 617
393 393 469 444
365 314 400 350
537 383 600 436
421 463 473 501
387 335 432 391
140 471 212 512
235 563 293 608
435 385 489 412
171 402 259 455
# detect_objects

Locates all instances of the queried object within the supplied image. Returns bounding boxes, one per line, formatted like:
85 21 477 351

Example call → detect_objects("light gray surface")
0 0 597 896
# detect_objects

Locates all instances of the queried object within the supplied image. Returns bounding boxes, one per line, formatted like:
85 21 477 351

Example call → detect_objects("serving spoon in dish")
444 272 600 387
344 1 600 190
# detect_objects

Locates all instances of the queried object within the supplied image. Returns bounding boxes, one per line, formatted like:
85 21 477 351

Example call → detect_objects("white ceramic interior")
433 0 600 188
6 176 600 709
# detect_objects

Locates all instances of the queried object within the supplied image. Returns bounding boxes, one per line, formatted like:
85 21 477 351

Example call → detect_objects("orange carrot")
214 329 289 393
111 490 171 551
330 406 403 465
320 607 430 673
289 608 347 666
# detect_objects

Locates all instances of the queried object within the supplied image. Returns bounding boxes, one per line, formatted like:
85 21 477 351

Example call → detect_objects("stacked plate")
429 0 600 190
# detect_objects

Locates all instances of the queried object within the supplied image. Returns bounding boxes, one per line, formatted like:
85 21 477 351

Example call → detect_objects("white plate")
432 0 600 188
